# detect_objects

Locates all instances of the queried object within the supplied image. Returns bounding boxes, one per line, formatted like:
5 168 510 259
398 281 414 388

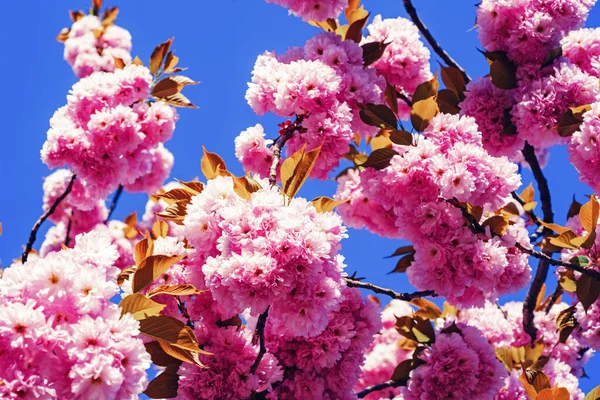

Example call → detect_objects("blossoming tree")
4 0 600 398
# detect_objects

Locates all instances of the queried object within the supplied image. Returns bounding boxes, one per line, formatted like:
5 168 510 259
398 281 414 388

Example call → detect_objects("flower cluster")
346 114 529 306
562 27 600 77
403 323 506 399
476 0 595 65
355 299 414 399
234 124 275 180
63 15 132 78
0 231 150 398
265 286 381 399
364 15 432 117
265 0 345 21
183 176 348 337
244 32 384 179
41 65 178 209
568 102 600 193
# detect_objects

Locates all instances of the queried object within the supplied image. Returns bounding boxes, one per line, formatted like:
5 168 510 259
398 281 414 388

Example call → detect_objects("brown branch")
64 213 73 247
269 132 293 187
345 277 437 301
22 174 76 264
514 243 600 280
511 191 544 242
251 307 270 375
104 184 124 224
396 90 413 107
545 285 563 314
356 378 408 398
520 142 554 344
175 297 194 329
402 0 471 83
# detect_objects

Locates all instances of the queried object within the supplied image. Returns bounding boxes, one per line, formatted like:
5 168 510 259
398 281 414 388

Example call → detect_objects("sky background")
1 0 600 393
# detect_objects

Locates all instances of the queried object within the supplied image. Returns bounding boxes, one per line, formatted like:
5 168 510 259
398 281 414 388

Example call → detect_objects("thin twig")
104 185 124 224
511 191 543 241
545 285 563 314
22 174 76 264
514 243 600 280
64 213 73 247
356 379 408 398
520 142 554 344
175 297 194 329
345 278 437 301
269 132 293 187
251 307 270 374
402 0 471 83
396 90 413 107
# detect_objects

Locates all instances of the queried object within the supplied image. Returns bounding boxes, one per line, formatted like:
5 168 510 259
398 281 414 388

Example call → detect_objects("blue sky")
1 0 600 393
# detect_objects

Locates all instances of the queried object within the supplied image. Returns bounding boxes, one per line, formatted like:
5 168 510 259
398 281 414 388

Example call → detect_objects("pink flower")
264 0 346 22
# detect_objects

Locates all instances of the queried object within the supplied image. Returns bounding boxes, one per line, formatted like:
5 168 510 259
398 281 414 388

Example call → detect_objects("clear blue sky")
1 0 599 392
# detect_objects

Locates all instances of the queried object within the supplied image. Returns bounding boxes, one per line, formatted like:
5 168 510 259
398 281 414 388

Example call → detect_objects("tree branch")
269 115 305 186
251 307 270 375
356 378 408 398
345 277 437 301
22 174 76 264
175 296 194 329
514 243 600 280
64 213 73 247
104 184 124 224
520 142 554 344
402 0 471 83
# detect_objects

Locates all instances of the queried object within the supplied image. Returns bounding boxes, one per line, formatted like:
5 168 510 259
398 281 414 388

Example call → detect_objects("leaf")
548 230 579 249
556 305 577 343
361 148 397 170
69 10 85 22
123 211 138 239
536 387 571 400
411 298 442 320
577 274 600 312
150 38 174 76
164 52 180 73
132 255 183 293
347 6 369 24
385 81 399 115
102 7 119 26
361 41 390 66
158 93 197 108
311 197 348 213
579 194 599 233
466 203 484 222
281 145 322 199
389 252 415 274
557 105 591 137
482 215 509 236
145 341 182 367
568 196 583 219
120 293 166 320
559 270 577 293
144 364 180 399
358 103 397 129
148 284 204 298
570 255 590 268
571 231 596 250
131 56 144 66
178 180 204 195
389 129 413 146
156 188 194 205
232 175 262 200
57 28 70 43
437 89 461 115
152 76 199 98
440 64 466 99
520 183 535 204
308 18 338 32
410 97 439 132
519 370 541 400
345 0 360 20
92 0 103 14
201 147 227 180
412 72 439 103
156 201 188 225
385 245 415 258
539 221 572 235
113 57 125 69
584 385 600 400
486 51 517 89
345 12 369 43
390 358 425 381
152 219 169 239
395 316 435 343
117 266 136 286
134 234 154 267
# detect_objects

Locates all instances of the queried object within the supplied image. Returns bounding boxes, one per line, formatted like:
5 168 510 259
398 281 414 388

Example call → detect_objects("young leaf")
520 182 535 204
102 7 119 26
151 219 169 239
436 89 460 115
123 211 138 239
150 38 174 76
201 147 227 180
577 274 600 312
144 364 180 399
584 385 600 400
152 76 199 98
345 12 369 43
156 201 188 225
158 93 198 108
389 129 413 146
156 188 194 205
178 180 204 195
536 387 571 400
148 284 204 298
567 196 583 219
281 146 321 199
486 51 517 89
57 28 70 43
411 298 442 320
145 341 182 367
120 293 166 320
361 41 390 66
410 97 439 132
385 81 399 115
556 104 591 137
117 266 136 286
389 252 415 274
134 233 154 266
385 245 415 258
131 56 144 66
113 57 125 69
132 255 183 293
548 230 579 249
482 215 509 236
412 72 439 103
579 194 599 233
358 103 397 129
360 148 397 170
440 64 466 99
311 197 348 213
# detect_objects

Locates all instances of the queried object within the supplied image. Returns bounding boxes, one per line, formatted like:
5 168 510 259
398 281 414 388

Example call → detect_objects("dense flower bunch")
41 64 177 209
403 323 506 399
183 175 348 337
338 113 529 306
265 0 345 21
355 300 414 399
0 231 150 398
62 14 132 78
476 0 595 65
265 286 381 399
234 124 275 180
562 27 600 76
244 32 384 179
568 102 600 193
364 15 432 117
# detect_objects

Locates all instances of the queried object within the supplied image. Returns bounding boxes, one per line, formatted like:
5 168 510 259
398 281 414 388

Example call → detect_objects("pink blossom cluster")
340 114 529 306
63 15 133 78
364 15 432 117
234 124 275 180
457 301 590 398
562 27 600 77
512 60 600 149
459 77 524 159
403 323 506 399
476 0 595 65
265 286 381 399
264 0 345 21
355 300 414 399
568 102 600 193
244 32 384 179
183 176 348 337
41 65 178 209
0 231 150 398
